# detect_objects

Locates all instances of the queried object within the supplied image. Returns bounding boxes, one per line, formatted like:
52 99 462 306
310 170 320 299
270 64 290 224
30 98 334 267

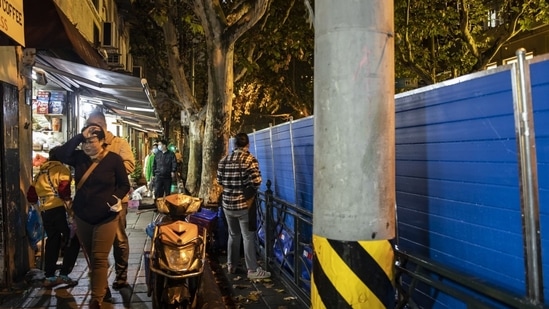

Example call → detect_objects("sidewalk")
210 252 309 309
0 197 309 308
1 205 157 309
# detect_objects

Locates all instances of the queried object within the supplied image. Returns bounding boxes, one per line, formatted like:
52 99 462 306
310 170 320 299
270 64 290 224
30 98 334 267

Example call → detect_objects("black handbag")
239 155 257 201
247 198 257 231
243 185 257 200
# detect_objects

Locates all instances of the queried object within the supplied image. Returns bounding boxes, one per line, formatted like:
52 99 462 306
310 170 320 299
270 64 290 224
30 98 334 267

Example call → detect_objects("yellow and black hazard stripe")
311 235 394 309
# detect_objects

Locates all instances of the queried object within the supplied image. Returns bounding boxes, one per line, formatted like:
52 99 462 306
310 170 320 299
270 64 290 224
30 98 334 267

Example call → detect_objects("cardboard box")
128 200 140 209
36 101 48 114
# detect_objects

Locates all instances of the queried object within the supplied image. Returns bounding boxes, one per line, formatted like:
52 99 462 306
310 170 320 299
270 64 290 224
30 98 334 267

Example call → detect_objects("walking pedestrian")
53 124 130 308
85 110 135 290
217 132 270 279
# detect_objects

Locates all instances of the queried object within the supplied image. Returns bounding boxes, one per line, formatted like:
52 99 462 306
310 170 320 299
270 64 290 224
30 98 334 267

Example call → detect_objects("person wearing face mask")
152 139 177 198
85 110 134 290
143 143 158 197
53 124 130 309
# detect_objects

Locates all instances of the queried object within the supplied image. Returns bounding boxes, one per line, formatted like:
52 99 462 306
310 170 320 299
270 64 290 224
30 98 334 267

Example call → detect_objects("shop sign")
1 0 24 46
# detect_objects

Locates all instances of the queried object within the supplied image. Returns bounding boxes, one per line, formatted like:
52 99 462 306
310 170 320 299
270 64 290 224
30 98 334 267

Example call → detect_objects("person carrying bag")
26 147 79 288
217 132 269 280
52 124 130 308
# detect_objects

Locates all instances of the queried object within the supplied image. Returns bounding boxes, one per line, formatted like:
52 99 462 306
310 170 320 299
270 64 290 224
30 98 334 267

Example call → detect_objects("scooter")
146 193 206 309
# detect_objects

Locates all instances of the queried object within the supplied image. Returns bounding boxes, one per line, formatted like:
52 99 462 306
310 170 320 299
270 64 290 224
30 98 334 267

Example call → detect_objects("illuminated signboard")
1 0 25 46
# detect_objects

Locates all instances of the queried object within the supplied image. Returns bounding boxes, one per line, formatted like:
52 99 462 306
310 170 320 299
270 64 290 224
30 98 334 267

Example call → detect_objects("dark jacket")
53 134 130 225
152 150 177 179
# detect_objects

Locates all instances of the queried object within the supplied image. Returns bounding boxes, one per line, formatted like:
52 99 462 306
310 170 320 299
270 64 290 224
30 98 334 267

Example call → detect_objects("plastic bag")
67 213 77 240
26 206 44 250
146 213 167 238
108 195 123 212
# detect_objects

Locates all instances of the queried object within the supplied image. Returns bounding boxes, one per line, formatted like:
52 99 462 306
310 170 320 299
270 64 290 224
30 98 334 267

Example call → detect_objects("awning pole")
141 78 163 132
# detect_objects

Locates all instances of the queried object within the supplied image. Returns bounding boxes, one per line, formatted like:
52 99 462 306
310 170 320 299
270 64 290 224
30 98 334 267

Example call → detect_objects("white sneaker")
247 267 271 279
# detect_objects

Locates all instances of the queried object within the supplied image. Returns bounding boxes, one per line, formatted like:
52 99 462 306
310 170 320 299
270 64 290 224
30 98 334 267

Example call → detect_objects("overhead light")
132 127 149 133
120 120 142 128
98 48 108 60
32 68 48 85
81 97 103 105
126 106 155 113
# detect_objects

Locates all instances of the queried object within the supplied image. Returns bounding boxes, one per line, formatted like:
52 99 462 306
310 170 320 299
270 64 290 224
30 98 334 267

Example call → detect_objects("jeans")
75 214 118 304
112 203 129 282
41 206 80 277
224 208 259 271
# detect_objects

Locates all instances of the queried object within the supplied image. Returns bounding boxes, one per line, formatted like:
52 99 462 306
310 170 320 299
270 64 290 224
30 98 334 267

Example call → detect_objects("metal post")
269 124 276 191
252 129 257 156
289 117 298 204
264 181 273 270
511 48 543 304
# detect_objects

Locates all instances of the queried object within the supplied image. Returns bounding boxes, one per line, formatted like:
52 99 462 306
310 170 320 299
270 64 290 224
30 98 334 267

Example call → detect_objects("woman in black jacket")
53 124 130 309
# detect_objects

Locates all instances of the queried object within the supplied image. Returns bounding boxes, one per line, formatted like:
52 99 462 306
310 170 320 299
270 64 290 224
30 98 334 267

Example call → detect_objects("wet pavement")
0 198 309 309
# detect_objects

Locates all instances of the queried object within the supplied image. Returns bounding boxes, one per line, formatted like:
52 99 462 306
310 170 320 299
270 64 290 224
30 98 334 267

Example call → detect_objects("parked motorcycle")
146 193 206 309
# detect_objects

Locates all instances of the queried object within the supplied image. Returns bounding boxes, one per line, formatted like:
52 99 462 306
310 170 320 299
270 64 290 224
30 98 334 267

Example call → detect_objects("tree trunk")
161 0 204 197
199 43 234 205
186 117 203 195
191 0 271 204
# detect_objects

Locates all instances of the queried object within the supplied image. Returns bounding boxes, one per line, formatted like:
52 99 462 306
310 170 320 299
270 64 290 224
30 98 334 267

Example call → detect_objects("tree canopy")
231 0 314 133
394 0 549 85
130 0 314 134
128 0 549 198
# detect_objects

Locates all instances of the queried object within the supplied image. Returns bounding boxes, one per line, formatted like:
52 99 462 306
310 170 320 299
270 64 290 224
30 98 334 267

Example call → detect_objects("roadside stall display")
31 89 67 174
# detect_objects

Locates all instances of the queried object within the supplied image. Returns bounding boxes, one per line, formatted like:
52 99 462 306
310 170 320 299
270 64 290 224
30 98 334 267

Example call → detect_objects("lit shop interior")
30 58 162 177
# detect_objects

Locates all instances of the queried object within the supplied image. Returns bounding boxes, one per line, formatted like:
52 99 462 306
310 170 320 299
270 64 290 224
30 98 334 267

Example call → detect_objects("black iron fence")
256 180 313 306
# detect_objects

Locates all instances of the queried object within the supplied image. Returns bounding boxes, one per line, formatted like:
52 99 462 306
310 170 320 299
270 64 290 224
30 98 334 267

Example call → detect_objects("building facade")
0 0 160 288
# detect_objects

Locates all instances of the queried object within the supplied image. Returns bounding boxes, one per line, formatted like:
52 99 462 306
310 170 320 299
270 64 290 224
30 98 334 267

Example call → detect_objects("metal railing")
395 249 549 309
256 180 313 307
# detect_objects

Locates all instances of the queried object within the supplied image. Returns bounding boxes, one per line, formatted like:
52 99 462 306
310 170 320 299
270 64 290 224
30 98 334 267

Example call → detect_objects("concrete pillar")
312 0 395 307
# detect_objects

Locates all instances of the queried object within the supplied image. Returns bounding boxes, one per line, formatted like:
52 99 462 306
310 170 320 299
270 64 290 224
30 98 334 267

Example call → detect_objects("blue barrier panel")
248 55 549 306
396 66 526 306
271 124 296 202
530 56 549 300
251 129 273 192
291 117 314 212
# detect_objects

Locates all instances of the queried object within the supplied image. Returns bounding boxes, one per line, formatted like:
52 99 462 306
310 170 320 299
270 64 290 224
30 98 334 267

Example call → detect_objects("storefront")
0 0 162 289
22 0 163 164
30 54 163 171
